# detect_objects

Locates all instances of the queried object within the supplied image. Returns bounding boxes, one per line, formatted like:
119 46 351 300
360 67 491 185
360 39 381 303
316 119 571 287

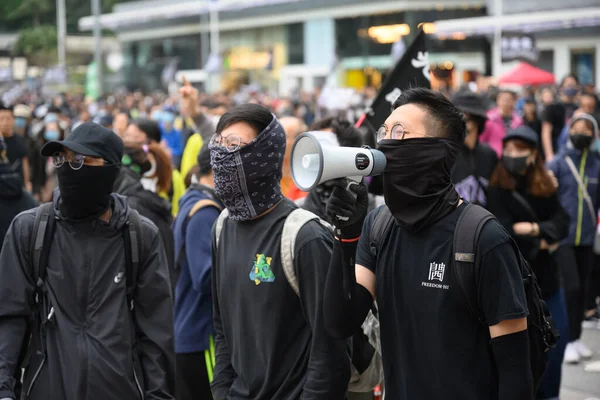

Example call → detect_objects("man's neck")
499 110 513 119
1 131 13 138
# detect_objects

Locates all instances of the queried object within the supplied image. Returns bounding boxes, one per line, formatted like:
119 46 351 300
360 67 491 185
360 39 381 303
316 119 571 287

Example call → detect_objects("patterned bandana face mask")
210 115 286 221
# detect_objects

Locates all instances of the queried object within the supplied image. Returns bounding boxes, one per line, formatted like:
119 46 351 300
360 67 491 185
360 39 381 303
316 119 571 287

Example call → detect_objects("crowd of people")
0 74 598 400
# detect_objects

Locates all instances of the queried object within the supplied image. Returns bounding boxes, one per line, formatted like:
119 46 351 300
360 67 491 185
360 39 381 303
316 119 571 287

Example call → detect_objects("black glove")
326 180 368 239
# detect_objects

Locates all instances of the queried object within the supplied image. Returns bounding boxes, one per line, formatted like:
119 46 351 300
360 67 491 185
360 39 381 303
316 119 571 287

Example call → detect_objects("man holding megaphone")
319 88 534 400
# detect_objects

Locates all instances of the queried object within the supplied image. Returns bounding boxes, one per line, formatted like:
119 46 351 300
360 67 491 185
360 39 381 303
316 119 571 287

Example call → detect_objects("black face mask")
378 138 460 232
502 156 530 176
57 164 120 220
570 134 593 151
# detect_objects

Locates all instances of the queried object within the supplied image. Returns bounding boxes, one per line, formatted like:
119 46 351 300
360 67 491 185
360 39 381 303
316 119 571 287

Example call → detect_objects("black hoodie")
0 163 37 248
114 167 175 270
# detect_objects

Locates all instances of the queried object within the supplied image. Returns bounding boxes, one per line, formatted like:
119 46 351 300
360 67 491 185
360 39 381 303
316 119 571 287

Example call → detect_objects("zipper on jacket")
133 367 144 399
575 150 589 246
26 356 46 396
79 235 93 400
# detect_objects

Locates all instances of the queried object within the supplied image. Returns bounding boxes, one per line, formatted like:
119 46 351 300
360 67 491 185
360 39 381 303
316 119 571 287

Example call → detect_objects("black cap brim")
41 140 103 158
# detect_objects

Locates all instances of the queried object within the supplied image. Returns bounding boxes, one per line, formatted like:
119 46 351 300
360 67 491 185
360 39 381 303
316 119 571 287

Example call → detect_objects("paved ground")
561 326 600 400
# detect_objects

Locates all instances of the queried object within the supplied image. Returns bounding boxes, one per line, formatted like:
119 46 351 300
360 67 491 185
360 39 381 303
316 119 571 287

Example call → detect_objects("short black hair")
197 142 212 177
393 87 466 144
496 89 517 99
216 103 273 136
581 92 598 103
310 117 363 148
132 118 162 143
0 103 13 113
560 74 579 87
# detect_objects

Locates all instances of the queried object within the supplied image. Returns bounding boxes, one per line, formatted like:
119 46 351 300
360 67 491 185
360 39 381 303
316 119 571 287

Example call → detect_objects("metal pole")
92 0 103 98
209 0 220 93
201 13 209 70
492 0 503 77
56 0 67 72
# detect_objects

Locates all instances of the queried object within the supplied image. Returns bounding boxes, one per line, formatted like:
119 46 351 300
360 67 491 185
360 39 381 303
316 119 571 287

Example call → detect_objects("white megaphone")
291 131 387 193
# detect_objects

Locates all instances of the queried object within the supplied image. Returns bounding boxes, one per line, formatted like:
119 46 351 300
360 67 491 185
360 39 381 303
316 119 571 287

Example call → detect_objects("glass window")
571 49 596 85
287 23 304 65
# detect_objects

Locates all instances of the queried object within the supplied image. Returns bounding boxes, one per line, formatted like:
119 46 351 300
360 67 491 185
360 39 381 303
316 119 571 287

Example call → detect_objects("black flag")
357 29 431 132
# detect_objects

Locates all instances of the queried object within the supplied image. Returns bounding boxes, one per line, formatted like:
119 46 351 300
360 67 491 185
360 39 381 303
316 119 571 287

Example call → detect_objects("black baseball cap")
41 122 124 164
503 125 539 147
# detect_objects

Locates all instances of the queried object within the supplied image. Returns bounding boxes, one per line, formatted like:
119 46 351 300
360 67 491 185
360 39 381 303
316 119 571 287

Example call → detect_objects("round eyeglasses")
52 152 88 170
209 133 250 152
376 123 409 143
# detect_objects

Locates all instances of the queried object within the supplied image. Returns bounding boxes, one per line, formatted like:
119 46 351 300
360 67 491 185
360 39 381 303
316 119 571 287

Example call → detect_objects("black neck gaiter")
378 138 460 232
57 164 120 220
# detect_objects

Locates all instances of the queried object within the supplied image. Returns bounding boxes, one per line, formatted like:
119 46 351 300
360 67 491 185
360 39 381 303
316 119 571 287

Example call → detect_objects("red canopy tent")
498 62 555 86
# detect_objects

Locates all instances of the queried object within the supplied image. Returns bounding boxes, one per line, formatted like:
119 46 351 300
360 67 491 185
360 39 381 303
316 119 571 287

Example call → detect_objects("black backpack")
369 203 559 392
14 202 143 398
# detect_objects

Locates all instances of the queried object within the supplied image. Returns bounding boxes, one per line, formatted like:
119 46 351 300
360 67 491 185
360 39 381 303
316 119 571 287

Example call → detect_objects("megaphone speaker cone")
290 131 387 192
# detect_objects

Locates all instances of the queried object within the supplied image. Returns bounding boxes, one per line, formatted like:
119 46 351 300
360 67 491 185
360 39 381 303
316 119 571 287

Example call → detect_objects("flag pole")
355 113 367 128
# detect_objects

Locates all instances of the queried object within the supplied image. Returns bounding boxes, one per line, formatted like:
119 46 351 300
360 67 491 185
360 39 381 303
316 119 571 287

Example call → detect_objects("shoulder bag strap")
511 190 540 222
564 155 596 222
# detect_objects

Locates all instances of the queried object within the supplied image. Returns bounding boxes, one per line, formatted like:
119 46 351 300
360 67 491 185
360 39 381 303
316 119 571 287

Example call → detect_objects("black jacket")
487 186 570 298
114 168 175 271
0 193 175 400
0 165 37 249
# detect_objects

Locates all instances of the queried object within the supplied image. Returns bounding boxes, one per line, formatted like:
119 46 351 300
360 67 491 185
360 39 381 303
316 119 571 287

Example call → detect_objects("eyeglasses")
376 123 412 142
209 133 250 152
52 152 90 170
376 123 432 142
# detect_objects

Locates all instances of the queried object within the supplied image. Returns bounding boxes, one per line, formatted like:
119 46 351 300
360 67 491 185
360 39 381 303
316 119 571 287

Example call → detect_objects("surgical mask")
44 130 60 141
563 87 578 98
377 137 460 232
14 118 27 129
570 134 593 150
210 115 286 221
503 155 530 176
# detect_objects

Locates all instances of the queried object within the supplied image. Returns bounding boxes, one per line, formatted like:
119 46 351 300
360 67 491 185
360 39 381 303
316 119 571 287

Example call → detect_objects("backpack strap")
452 204 495 325
175 199 223 270
123 210 143 311
214 208 229 248
369 206 394 259
280 209 331 296
32 203 57 291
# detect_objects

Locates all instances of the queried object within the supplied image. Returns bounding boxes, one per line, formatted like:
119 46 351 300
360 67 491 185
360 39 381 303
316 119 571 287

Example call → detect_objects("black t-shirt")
356 203 528 400
451 143 498 207
211 199 350 400
4 134 27 185
542 103 566 152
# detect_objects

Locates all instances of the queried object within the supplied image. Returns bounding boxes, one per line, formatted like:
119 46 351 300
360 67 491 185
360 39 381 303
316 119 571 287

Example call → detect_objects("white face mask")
141 161 158 192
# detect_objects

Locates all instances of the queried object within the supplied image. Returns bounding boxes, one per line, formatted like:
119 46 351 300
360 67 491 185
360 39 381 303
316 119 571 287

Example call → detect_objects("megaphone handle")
336 177 361 222
346 176 362 200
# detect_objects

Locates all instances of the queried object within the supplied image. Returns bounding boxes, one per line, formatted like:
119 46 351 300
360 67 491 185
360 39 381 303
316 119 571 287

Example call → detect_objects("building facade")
79 0 600 93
